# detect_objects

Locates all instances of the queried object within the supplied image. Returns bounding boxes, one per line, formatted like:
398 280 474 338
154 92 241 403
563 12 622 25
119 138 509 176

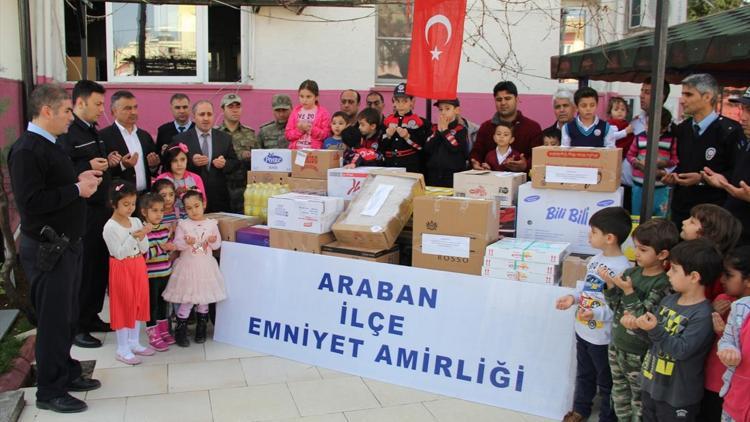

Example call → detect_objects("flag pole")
425 98 432 123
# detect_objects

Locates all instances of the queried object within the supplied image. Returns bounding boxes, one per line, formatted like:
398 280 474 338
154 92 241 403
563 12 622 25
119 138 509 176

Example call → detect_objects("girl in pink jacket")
285 80 331 149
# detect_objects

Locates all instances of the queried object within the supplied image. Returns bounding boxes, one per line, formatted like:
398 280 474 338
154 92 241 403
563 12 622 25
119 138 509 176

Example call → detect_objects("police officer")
58 80 117 349
9 84 103 413
258 94 292 149
218 93 258 213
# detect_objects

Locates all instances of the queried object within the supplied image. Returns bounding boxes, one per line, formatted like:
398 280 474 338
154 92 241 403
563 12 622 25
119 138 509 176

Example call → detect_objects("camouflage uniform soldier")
258 94 292 149
218 93 258 213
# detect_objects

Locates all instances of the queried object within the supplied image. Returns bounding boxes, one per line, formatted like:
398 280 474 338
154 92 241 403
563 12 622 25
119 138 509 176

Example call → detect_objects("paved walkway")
17 324 555 422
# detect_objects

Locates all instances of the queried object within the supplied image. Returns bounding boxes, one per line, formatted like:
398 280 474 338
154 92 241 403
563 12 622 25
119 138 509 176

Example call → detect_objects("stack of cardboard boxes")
482 238 571 285
288 150 342 196
266 193 345 253
453 170 526 238
249 149 293 184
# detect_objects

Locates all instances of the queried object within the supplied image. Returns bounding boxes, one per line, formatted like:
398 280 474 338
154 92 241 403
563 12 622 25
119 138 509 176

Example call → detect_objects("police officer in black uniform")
9 84 103 413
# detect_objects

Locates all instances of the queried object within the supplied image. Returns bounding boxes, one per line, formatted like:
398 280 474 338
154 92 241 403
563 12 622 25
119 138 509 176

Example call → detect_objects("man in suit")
173 100 239 212
156 93 194 155
57 80 117 349
9 83 102 413
100 90 160 193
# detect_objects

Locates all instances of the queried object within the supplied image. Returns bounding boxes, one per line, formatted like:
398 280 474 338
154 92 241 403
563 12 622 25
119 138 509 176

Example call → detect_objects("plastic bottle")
243 184 254 216
260 183 270 221
250 183 262 217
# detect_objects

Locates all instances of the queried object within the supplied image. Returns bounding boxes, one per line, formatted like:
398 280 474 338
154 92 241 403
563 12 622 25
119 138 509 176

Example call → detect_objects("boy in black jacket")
381 83 428 173
424 99 468 187
343 108 385 168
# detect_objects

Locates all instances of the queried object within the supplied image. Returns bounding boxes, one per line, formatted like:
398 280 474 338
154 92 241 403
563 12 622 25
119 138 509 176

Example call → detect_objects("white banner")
216 243 577 419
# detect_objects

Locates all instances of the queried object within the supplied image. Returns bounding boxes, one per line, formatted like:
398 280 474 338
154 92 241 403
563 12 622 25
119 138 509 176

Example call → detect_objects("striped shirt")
626 133 678 186
162 206 184 228
145 224 173 278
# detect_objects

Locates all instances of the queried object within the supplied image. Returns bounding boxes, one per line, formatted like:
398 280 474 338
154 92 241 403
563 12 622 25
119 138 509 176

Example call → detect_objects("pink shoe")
132 345 156 356
157 319 176 345
116 353 142 365
146 326 169 352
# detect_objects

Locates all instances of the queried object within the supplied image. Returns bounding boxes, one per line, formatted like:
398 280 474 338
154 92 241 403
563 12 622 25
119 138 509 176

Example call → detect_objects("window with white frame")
560 8 586 56
376 3 413 84
629 0 644 28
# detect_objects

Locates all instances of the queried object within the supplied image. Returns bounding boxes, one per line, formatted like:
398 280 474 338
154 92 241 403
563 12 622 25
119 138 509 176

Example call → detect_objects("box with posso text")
251 149 293 172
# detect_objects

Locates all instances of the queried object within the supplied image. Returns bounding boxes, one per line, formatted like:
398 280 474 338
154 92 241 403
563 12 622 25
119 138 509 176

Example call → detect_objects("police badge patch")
705 147 717 161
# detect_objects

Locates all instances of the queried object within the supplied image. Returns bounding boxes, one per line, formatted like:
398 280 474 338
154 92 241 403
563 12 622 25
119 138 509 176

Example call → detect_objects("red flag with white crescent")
405 0 466 99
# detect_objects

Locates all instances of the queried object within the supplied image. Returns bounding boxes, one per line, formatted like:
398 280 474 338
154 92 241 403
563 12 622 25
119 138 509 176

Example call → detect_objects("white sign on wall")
216 243 577 419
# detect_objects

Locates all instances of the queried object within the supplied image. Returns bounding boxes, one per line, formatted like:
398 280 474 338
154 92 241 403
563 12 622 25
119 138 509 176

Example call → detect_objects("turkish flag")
406 0 466 99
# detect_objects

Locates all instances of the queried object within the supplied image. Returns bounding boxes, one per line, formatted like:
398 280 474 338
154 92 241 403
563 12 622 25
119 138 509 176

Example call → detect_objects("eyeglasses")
340 99 357 105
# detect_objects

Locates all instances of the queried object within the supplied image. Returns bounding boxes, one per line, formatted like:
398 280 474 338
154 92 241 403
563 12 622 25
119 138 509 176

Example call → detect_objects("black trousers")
573 334 616 421
642 390 701 422
697 389 723 422
147 277 169 327
20 235 83 401
78 203 110 331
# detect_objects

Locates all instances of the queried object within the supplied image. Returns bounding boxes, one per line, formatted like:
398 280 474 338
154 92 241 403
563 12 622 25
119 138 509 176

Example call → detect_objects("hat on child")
393 83 409 99
271 94 292 110
434 99 460 107
728 87 750 106
221 93 242 108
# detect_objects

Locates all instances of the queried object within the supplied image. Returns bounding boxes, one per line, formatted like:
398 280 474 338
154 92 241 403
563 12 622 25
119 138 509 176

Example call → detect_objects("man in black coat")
155 93 194 156
9 84 102 413
99 90 160 193
172 100 239 212
57 80 117 349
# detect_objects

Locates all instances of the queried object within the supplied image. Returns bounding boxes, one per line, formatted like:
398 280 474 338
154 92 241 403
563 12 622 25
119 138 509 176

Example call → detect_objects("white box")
453 170 527 207
516 182 624 255
327 167 406 200
485 238 570 265
268 193 345 234
251 149 293 172
481 265 559 285
482 256 559 277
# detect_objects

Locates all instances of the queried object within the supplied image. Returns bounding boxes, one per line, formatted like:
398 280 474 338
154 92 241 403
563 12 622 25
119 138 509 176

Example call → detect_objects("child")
152 179 182 228
423 99 468 187
556 206 633 422
140 193 177 352
343 108 385 168
562 87 630 148
681 204 742 301
701 247 750 421
162 190 226 347
154 143 206 216
285 79 331 149
542 127 561 147
620 239 722 422
607 96 635 151
716 247 750 422
602 218 680 421
381 83 428 173
627 108 678 217
102 182 155 365
482 121 523 171
323 111 347 151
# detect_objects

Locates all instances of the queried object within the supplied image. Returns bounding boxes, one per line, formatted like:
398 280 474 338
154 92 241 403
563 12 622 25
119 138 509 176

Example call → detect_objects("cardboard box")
321 241 400 264
236 225 270 247
485 238 570 265
327 167 406 200
453 170 527 207
333 172 425 250
481 265 559 285
483 256 559 277
531 146 622 192
247 171 291 185
269 229 335 254
205 212 262 242
268 193 345 234
561 255 592 288
412 196 499 275
292 150 343 180
516 182 624 254
289 177 328 196
251 149 293 172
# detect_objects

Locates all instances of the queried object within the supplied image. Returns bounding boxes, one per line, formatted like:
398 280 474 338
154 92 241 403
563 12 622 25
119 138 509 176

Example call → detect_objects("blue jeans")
632 184 670 217
573 335 616 421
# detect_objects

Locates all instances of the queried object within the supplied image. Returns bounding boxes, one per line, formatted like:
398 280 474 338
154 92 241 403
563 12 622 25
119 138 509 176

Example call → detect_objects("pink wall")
61 83 561 135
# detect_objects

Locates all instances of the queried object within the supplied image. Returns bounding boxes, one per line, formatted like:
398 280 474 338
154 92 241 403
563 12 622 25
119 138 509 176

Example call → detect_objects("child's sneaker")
561 411 585 422
116 353 142 365
131 344 156 356
146 326 169 352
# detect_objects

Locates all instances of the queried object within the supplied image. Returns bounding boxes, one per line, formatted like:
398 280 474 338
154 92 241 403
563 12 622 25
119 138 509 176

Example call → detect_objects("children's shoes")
131 345 156 356
157 319 176 345
146 326 169 352
116 353 142 365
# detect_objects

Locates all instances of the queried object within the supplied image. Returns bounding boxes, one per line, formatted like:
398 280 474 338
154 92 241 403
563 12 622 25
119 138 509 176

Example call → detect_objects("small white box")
268 193 345 234
482 256 559 277
484 238 570 265
516 182 623 255
453 170 527 207
251 149 293 172
327 167 406 200
481 266 559 285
